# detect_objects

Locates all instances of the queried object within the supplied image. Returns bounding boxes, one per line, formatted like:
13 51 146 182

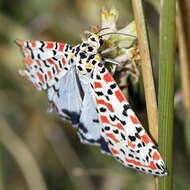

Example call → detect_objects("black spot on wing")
88 46 94 52
86 68 91 73
128 135 136 142
110 83 116 89
39 68 44 73
137 143 142 148
156 163 161 170
98 63 102 67
120 149 125 154
52 67 56 75
39 41 45 52
95 91 104 96
100 67 106 73
52 57 58 61
128 154 134 158
135 132 140 139
77 66 83 71
123 104 130 110
113 129 119 134
100 107 106 112
93 119 99 123
107 89 113 95
105 96 110 101
96 75 101 80
43 60 50 68
109 115 116 121
136 127 142 133
105 126 110 130
92 60 97 65
37 53 41 59
53 50 56 55
55 42 58 50
79 52 87 59
121 133 126 140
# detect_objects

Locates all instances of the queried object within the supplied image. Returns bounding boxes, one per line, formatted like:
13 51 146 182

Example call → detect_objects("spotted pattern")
90 64 167 176
16 40 73 90
17 32 167 176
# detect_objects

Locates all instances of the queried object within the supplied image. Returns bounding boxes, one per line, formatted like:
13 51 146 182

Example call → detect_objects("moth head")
83 31 104 49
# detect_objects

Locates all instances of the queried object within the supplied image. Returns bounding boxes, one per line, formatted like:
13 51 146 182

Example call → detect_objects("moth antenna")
101 32 136 38
95 27 111 34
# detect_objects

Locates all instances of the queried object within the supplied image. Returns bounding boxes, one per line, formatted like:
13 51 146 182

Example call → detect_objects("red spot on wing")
141 134 152 144
153 152 160 160
115 90 125 102
96 99 114 112
31 41 36 47
36 60 41 66
126 158 144 167
103 72 114 82
34 83 39 89
116 123 124 130
37 72 45 84
47 59 59 72
47 59 55 65
106 133 119 143
62 58 66 65
128 140 136 148
111 148 120 154
113 123 124 130
100 115 110 123
125 158 157 171
149 161 157 170
25 56 32 65
46 42 54 49
94 82 102 88
55 64 59 72
130 115 140 124
47 71 52 78
58 43 65 51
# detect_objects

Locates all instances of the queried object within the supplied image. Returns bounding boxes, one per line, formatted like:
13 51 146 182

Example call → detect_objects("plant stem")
0 147 5 190
132 1 159 189
177 2 190 154
131 0 158 142
158 0 176 189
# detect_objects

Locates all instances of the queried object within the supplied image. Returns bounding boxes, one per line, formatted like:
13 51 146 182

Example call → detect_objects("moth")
16 30 167 176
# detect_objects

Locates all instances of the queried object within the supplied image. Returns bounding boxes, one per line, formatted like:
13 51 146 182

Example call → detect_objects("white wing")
89 63 167 176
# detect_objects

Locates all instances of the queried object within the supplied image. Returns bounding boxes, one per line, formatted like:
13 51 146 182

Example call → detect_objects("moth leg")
103 58 121 65
100 47 117 55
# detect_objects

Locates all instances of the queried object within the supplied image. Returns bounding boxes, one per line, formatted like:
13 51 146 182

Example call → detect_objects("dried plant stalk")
131 1 159 189
131 0 158 142
177 3 190 153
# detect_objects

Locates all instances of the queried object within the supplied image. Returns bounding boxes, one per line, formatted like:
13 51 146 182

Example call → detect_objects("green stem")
0 147 5 190
177 2 190 154
158 0 176 190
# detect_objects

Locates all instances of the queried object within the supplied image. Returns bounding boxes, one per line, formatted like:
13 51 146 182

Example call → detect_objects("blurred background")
0 0 190 189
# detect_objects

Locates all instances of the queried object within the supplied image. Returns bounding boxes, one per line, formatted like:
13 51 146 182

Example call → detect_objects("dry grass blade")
131 0 158 142
0 118 48 190
131 1 159 189
177 3 190 153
